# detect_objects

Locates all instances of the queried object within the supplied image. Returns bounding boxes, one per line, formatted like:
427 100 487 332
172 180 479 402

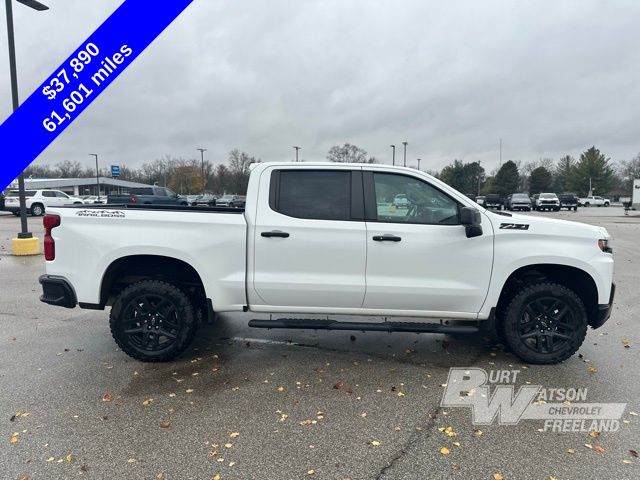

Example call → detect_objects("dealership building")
7 177 153 197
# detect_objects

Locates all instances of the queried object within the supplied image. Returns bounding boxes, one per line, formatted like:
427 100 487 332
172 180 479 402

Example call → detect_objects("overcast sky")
1 0 639 173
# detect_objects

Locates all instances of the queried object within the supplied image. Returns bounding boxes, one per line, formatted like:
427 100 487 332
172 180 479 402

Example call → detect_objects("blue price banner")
111 165 120 177
0 0 193 190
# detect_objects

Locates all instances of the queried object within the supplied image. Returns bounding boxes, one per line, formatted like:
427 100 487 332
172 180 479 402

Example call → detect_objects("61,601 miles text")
42 83 94 133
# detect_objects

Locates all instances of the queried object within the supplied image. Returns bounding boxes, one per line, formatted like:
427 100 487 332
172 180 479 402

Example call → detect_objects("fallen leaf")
307 469 315 475
102 394 112 402
186 389 194 394
159 420 170 429
333 382 344 390
594 445 605 453
371 440 380 447
224 443 232 449
473 429 483 436
629 449 638 458
10 434 18 444
453 442 461 447
276 386 285 392
46 457 54 462
230 432 240 438
566 448 575 454
623 459 632 464
212 475 221 480
493 473 504 480
589 431 600 438
127 458 137 463
584 443 593 449
440 447 450 455
142 399 153 406
65 454 73 463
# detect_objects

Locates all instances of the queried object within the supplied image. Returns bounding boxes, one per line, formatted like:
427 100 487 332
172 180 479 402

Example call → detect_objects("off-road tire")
501 282 587 364
110 280 198 362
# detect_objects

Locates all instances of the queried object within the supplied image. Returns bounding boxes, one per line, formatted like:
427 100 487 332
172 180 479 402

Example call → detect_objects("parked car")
530 194 539 210
558 193 579 211
578 196 610 207
392 194 410 208
82 196 107 204
4 189 83 216
484 194 503 210
0 191 5 211
107 187 189 206
507 193 532 211
39 162 615 365
192 194 217 206
216 194 246 208
534 193 560 211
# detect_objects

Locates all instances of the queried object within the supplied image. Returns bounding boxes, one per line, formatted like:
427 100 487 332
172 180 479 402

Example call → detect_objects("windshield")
512 194 529 200
220 195 234 201
540 193 557 199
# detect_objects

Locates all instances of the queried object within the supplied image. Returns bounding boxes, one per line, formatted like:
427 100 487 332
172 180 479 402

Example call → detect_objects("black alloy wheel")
501 282 587 364
110 280 198 362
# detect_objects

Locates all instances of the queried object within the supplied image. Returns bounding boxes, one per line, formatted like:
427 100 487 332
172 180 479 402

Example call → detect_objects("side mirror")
460 207 483 238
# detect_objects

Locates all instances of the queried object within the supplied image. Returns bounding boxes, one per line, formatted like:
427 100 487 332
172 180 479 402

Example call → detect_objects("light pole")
89 154 99 198
5 0 48 252
402 141 408 167
293 146 301 162
197 148 207 194
390 145 395 166
417 158 421 171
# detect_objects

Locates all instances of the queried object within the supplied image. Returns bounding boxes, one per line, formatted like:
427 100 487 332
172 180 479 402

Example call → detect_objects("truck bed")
45 203 248 312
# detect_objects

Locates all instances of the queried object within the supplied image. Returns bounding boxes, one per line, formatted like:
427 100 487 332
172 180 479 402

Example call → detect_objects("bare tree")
327 143 374 163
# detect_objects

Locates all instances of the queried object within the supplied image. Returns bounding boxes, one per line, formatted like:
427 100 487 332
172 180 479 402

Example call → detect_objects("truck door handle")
261 230 290 238
372 234 402 242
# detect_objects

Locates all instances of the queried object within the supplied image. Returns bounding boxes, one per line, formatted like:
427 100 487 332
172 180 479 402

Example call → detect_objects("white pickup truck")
578 196 610 207
39 163 615 365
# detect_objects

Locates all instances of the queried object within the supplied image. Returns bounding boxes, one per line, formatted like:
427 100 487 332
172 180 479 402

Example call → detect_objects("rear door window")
271 170 352 221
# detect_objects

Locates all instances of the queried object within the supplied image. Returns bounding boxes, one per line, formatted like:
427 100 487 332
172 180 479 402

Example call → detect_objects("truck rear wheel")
500 282 587 364
109 280 198 362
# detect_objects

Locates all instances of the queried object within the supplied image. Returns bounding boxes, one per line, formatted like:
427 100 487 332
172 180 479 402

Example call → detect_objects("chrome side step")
248 318 478 334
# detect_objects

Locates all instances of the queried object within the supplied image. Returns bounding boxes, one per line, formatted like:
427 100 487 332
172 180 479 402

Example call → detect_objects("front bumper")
39 275 77 308
591 283 615 329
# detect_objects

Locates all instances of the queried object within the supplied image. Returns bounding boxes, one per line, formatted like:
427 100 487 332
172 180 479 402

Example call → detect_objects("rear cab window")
269 169 363 221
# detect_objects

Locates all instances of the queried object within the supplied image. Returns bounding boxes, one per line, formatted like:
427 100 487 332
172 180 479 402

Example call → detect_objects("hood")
486 211 609 240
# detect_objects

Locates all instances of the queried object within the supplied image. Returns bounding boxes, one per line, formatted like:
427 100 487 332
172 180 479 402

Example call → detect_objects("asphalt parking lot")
0 208 638 480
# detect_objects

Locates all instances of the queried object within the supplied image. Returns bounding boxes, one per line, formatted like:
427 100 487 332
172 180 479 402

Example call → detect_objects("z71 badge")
500 223 529 230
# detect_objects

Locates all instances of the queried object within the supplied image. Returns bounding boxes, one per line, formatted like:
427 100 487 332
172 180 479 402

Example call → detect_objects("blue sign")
111 165 120 177
0 0 193 190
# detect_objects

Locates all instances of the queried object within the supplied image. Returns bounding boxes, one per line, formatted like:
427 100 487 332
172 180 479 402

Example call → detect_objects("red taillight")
130 195 137 203
43 214 61 261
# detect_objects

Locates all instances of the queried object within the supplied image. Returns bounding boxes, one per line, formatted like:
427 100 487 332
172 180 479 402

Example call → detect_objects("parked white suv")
4 189 83 216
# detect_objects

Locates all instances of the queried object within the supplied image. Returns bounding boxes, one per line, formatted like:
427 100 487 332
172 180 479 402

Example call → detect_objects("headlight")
598 239 613 253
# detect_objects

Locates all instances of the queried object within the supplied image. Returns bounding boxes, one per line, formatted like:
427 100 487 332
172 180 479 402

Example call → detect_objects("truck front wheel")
109 280 198 362
500 282 587 364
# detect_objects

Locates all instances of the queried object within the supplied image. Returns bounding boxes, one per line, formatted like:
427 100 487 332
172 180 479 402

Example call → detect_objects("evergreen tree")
494 160 520 195
568 146 614 196
529 166 553 194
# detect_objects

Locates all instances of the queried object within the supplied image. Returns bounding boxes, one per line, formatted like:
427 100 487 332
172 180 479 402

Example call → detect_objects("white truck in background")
38 163 615 365
632 179 640 210
578 196 610 207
